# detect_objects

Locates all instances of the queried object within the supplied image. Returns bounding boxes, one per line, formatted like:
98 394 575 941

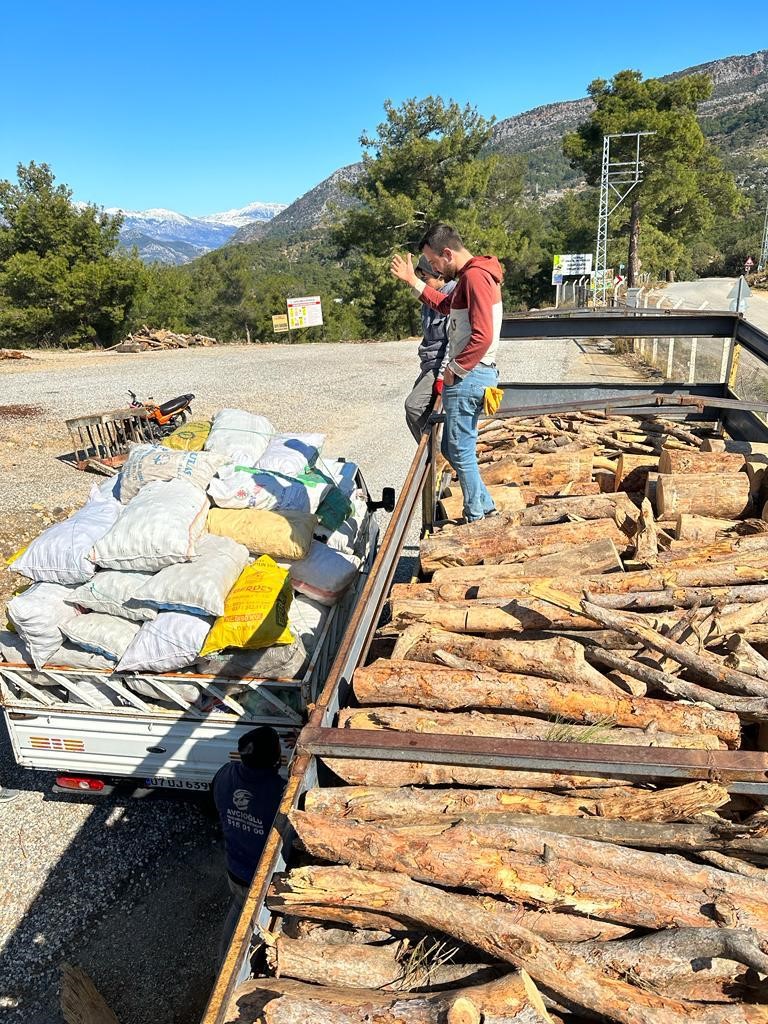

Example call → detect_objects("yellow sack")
483 386 503 416
207 508 316 561
200 556 294 655
162 420 212 452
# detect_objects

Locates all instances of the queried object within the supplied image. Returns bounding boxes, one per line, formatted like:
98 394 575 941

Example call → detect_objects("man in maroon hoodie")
391 223 503 521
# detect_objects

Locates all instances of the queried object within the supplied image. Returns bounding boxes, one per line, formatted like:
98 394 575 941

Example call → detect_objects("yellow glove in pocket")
483 386 503 416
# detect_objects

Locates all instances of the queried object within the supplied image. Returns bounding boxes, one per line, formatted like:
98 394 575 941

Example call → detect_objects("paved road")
653 277 768 333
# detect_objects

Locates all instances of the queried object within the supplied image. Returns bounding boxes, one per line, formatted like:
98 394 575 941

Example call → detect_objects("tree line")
1 69 765 348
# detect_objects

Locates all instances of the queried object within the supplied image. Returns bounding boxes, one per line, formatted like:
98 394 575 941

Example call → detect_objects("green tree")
334 97 543 335
0 162 145 346
563 71 742 284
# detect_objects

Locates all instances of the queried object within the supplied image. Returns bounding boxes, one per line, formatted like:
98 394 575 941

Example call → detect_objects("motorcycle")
128 390 195 438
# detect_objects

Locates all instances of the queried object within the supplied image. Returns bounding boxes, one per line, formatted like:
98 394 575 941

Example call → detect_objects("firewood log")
351 660 740 746
265 935 499 992
564 927 768 1004
524 493 639 525
303 781 729 824
657 450 746 475
657 473 752 521
675 514 740 541
420 518 630 572
271 866 768 1023
614 453 659 491
430 538 624 587
439 485 527 520
383 628 634 694
702 439 768 456
586 647 768 720
228 973 552 1024
725 635 768 681
320 758 633 792
337 705 725 749
633 497 659 566
289 814 768 932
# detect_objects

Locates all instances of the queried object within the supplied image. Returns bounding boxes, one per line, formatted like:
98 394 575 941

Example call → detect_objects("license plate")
144 777 209 791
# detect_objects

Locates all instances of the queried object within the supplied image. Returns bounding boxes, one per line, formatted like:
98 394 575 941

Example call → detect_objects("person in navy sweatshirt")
391 223 503 521
213 725 285 959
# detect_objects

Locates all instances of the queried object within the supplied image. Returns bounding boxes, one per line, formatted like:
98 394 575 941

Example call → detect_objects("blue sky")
2 1 765 215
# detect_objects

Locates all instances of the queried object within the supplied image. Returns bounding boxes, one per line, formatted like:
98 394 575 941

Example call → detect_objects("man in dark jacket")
404 254 456 441
213 725 285 959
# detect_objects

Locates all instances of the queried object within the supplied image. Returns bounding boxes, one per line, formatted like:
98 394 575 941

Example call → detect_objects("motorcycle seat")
158 393 195 416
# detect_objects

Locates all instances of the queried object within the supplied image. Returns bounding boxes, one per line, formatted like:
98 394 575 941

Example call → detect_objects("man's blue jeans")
441 364 499 522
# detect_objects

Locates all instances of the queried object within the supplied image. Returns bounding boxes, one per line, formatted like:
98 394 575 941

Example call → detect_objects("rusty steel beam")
299 727 768 795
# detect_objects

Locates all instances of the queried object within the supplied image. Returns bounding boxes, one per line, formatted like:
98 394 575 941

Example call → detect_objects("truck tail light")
55 775 105 792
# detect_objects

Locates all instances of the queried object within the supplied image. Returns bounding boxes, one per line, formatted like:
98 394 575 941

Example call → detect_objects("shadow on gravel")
0 718 227 1024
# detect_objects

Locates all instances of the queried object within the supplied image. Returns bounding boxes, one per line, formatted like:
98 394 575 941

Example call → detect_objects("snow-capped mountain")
102 201 289 265
199 201 287 229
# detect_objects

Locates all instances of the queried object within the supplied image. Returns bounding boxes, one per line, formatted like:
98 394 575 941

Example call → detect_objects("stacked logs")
109 326 218 352
225 412 768 1023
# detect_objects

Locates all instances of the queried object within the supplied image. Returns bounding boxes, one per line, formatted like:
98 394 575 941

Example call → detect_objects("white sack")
62 613 141 662
287 594 330 654
119 443 229 503
0 631 113 672
116 611 213 674
130 535 248 618
289 541 361 607
256 433 325 476
324 459 360 498
7 582 81 669
91 479 208 572
204 408 275 466
208 465 311 512
70 570 157 622
11 484 122 585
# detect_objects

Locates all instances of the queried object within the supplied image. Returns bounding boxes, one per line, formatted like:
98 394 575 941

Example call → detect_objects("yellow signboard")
272 314 289 333
287 295 323 330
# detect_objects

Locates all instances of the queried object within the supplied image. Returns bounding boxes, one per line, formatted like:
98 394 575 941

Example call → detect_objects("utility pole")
759 195 768 273
595 131 655 305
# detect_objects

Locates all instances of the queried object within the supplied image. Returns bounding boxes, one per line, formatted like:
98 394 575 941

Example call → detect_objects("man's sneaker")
484 509 500 519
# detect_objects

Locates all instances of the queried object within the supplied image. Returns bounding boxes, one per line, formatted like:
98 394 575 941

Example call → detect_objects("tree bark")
565 927 768 1004
444 562 768 604
420 519 630 572
524 493 640 525
703 440 768 456
576 598 768 700
271 865 768 1024
320 757 633 792
391 628 628 694
657 473 752 521
586 646 768 720
229 973 552 1024
274 893 634 945
303 780 729 824
725 635 768 681
266 935 501 992
337 705 725 749
627 198 640 288
387 596 639 636
352 660 740 746
633 497 659 566
657 451 746 476
289 814 768 933
675 515 740 542
431 539 624 590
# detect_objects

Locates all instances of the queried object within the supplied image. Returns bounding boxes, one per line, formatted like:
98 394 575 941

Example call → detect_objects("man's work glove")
433 378 444 396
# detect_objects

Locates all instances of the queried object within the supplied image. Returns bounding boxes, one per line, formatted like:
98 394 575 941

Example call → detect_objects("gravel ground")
0 336 639 1024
